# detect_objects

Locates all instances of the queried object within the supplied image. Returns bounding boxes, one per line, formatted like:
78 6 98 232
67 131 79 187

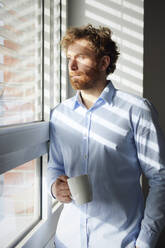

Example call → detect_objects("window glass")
0 159 41 247
0 0 42 126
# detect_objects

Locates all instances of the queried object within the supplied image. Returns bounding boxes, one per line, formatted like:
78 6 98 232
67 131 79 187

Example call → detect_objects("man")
47 24 165 248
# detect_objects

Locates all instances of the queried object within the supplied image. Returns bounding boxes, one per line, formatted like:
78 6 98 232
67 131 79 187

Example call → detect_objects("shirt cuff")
136 230 159 248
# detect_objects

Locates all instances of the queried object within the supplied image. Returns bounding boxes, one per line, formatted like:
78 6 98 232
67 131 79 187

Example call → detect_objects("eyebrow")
67 53 84 58
67 52 94 59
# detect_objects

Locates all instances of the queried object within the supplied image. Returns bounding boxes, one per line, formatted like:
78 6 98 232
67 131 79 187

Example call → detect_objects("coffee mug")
67 174 92 205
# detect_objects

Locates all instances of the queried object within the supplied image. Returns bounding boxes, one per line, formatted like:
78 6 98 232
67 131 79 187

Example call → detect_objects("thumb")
58 175 69 183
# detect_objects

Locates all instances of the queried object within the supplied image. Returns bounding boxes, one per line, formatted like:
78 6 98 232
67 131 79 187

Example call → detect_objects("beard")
69 69 99 90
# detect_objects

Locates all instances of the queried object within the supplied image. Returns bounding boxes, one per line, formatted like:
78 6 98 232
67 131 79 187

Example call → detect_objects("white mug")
67 174 92 205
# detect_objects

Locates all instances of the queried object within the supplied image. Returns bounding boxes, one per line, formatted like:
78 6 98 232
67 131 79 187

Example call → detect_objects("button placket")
83 111 92 170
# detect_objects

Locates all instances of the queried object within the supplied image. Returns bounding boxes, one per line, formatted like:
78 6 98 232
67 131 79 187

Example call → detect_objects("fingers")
58 175 69 182
60 195 72 203
52 175 72 204
56 180 69 191
56 185 70 197
56 191 72 204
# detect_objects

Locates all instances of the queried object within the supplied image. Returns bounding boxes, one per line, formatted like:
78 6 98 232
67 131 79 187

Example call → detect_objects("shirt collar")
72 80 115 110
99 80 115 105
72 91 82 110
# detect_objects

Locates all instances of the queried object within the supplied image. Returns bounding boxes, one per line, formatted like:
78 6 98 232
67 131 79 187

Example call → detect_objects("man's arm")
47 109 67 198
134 100 165 248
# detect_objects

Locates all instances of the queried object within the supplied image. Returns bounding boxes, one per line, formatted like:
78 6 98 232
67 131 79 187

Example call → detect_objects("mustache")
69 72 85 77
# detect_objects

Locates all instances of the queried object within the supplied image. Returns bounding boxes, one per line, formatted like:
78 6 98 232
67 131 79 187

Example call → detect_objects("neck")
80 79 108 109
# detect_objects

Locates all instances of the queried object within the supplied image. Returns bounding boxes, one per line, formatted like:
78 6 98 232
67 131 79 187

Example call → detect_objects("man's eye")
77 55 86 61
79 55 85 59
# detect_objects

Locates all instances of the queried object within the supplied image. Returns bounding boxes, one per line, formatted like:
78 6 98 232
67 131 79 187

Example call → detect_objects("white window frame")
0 0 67 247
0 122 49 174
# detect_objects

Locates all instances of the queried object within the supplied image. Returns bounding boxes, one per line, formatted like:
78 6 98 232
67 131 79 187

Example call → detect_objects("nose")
69 58 78 71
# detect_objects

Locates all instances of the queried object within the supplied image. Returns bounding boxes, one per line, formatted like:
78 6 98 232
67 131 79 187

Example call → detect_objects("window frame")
0 0 67 247
0 121 49 174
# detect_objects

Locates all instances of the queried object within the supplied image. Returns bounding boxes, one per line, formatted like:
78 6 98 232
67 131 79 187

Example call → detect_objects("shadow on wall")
68 0 144 98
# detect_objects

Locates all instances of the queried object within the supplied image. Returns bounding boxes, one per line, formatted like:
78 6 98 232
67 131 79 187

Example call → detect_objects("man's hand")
52 175 72 203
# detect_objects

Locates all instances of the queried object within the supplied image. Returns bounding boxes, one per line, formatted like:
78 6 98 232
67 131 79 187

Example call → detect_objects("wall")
144 0 165 133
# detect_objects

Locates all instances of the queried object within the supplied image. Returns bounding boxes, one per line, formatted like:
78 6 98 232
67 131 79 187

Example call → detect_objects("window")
0 0 66 247
0 159 40 248
0 0 42 126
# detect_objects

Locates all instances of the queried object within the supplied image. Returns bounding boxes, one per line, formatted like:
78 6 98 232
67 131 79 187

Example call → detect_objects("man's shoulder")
115 88 149 110
116 88 143 103
50 96 76 117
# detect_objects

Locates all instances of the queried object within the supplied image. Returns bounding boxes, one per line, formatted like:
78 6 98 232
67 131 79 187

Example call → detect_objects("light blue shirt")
47 81 165 248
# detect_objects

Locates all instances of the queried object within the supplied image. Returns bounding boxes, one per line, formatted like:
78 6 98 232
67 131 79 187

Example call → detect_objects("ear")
100 56 110 72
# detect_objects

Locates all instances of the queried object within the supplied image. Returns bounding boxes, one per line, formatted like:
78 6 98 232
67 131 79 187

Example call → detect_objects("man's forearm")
135 183 165 248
